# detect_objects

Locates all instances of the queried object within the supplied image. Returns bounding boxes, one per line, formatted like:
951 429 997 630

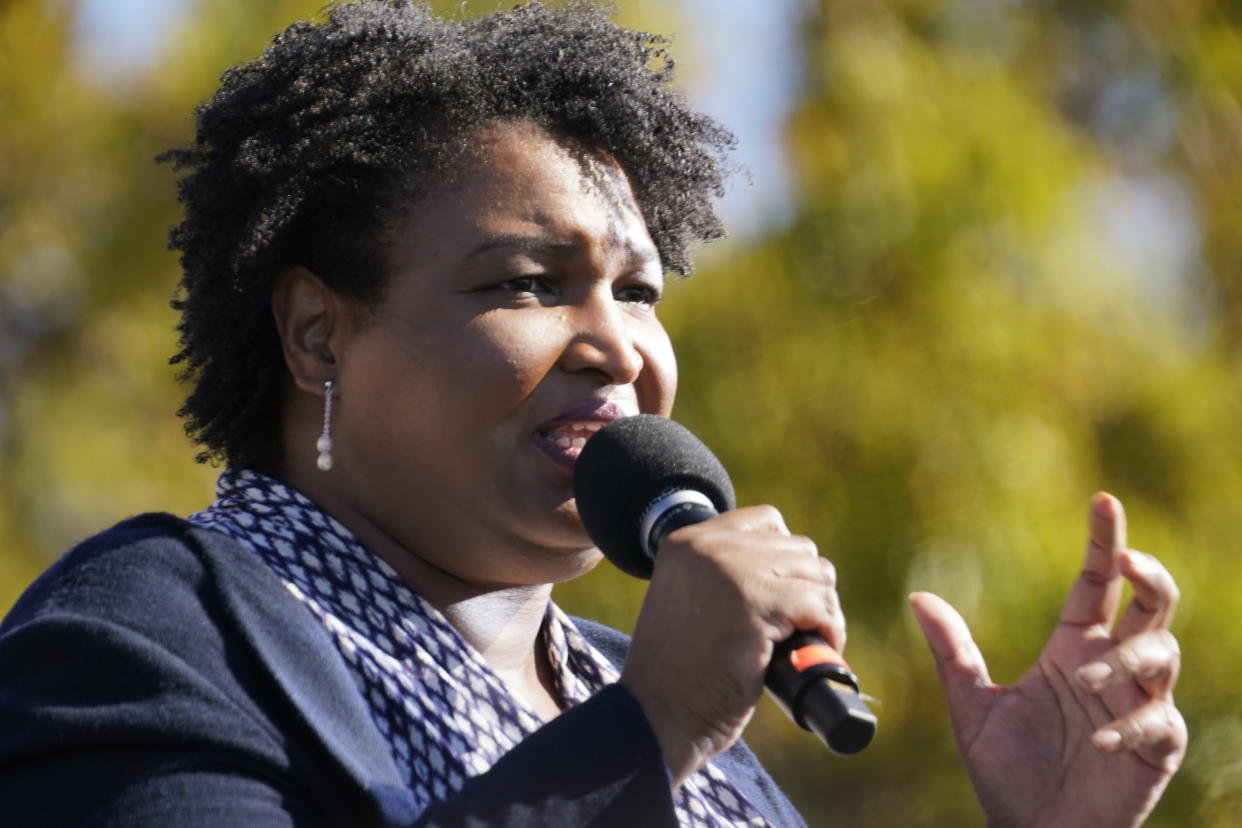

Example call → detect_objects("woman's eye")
616 283 662 306
497 275 552 296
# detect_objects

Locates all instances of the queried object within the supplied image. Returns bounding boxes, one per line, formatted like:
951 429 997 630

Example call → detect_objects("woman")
0 2 1185 826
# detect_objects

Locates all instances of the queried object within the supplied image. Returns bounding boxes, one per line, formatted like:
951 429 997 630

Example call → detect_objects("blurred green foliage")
2 0 1239 825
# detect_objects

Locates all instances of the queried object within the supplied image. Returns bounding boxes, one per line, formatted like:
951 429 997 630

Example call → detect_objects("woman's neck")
439 585 565 720
277 464 565 718
273 416 570 719
401 562 565 721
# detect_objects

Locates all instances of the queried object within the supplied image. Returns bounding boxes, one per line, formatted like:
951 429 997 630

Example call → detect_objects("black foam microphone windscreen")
573 414 878 755
573 414 735 579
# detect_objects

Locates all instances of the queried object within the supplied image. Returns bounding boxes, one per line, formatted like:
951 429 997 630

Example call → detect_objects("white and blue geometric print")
190 469 771 827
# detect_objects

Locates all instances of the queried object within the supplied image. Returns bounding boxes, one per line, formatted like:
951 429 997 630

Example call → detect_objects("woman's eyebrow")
466 233 577 259
466 232 660 268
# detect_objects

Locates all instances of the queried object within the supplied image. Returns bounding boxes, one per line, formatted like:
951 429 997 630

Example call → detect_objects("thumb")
909 592 994 739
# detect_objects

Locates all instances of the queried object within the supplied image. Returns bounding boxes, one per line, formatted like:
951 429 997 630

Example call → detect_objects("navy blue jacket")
0 514 804 827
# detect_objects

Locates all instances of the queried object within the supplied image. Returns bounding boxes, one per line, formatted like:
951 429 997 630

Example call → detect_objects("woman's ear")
271 266 346 394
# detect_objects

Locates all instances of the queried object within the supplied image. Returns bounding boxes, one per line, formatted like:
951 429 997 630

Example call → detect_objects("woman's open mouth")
544 421 604 450
534 400 636 472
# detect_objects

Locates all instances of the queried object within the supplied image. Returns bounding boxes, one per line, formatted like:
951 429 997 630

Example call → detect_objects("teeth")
545 421 608 446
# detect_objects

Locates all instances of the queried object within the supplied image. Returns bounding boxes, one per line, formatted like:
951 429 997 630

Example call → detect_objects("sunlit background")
2 1 1240 824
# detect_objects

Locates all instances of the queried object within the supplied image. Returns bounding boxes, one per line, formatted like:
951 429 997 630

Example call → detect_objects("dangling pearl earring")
317 379 334 471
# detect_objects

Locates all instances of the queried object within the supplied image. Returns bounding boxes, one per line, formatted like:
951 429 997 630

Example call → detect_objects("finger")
1076 628 1181 697
714 504 792 536
817 579 845 653
1059 492 1126 628
668 523 821 570
909 592 993 742
756 560 844 651
1114 549 1180 640
1091 698 1187 773
817 556 837 590
741 534 824 578
768 587 846 653
909 592 991 684
789 558 844 652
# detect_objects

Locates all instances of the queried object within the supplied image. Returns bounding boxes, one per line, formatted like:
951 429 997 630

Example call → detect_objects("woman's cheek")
470 315 564 394
639 317 677 415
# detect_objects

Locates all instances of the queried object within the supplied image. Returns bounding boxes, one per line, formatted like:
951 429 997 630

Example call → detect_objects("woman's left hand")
910 493 1186 828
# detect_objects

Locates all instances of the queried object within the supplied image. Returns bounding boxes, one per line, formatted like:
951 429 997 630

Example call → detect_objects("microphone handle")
766 633 877 754
646 493 877 755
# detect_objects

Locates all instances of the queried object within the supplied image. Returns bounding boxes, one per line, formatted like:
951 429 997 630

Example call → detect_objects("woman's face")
326 120 677 587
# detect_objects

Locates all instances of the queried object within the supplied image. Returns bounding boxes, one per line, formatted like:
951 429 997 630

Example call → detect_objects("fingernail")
1093 729 1122 752
1077 661 1113 689
1092 492 1115 518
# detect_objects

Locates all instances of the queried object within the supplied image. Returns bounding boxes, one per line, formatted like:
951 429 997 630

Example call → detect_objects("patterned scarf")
189 470 772 827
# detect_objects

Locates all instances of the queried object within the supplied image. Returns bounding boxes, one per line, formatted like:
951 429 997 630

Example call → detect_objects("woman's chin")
548 545 605 584
546 502 598 550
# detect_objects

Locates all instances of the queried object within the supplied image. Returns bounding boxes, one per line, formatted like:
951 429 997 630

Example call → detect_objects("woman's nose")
558 294 644 385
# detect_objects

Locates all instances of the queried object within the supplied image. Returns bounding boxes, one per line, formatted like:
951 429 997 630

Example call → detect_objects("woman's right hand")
618 505 844 786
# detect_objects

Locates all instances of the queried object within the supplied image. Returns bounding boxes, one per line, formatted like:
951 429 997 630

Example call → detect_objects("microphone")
574 414 877 755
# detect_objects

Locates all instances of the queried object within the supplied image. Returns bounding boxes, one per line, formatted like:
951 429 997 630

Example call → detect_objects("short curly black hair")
161 0 734 474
